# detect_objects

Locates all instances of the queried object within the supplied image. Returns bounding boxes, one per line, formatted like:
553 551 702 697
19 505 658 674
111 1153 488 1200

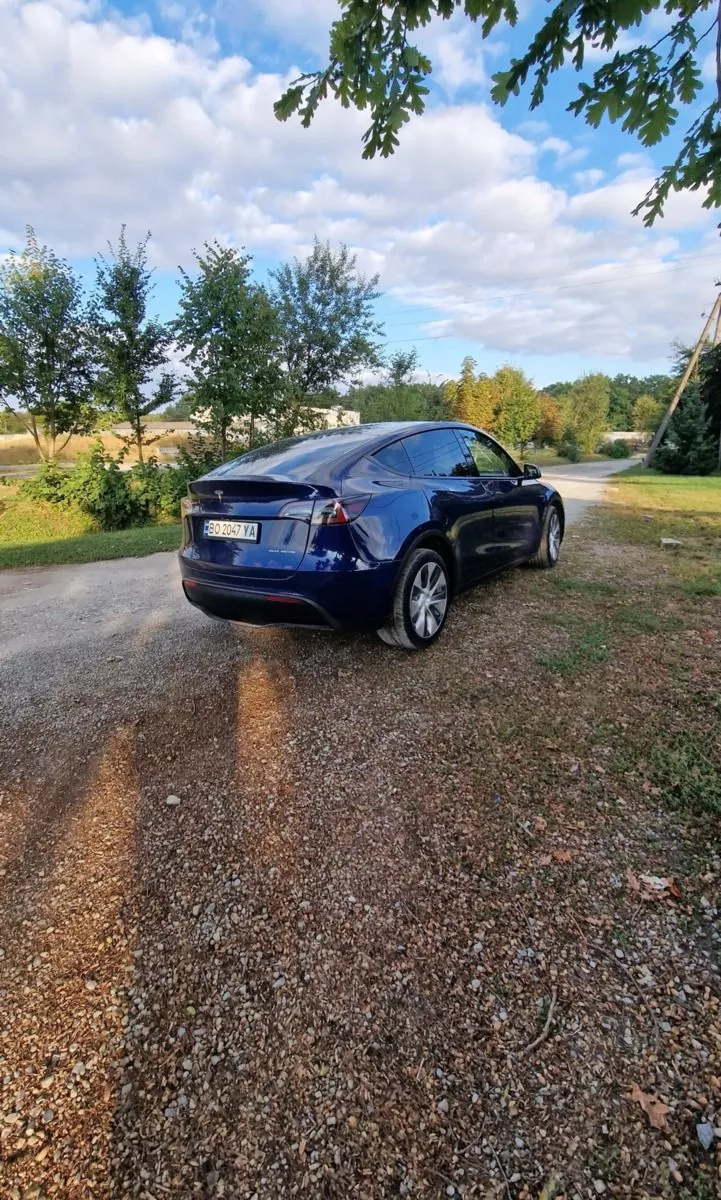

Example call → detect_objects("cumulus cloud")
0 0 717 365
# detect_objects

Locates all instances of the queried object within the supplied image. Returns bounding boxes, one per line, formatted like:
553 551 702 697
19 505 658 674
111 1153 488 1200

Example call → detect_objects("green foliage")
21 458 67 503
348 378 447 423
599 438 632 458
93 228 177 462
160 393 196 420
444 357 500 430
275 1 721 223
652 385 716 475
175 241 283 457
60 442 140 530
493 364 540 450
271 240 384 400
566 373 610 453
0 228 97 459
557 426 582 462
632 393 662 434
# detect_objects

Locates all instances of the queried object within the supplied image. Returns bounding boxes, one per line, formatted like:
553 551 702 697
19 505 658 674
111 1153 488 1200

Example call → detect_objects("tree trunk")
220 420 228 461
249 412 255 449
135 424 144 464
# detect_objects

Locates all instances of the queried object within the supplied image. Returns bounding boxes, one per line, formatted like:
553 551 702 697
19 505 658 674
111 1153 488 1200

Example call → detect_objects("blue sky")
1 0 719 388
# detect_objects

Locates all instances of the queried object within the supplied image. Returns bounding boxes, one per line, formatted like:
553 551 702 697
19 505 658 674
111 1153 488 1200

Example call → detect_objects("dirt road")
1 461 718 1199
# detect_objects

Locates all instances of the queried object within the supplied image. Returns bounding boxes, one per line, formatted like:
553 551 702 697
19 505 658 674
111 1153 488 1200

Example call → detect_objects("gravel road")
4 456 717 1200
0 458 633 735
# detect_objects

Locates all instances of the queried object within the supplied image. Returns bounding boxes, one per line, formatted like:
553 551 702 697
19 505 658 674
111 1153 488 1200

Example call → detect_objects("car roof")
206 421 474 483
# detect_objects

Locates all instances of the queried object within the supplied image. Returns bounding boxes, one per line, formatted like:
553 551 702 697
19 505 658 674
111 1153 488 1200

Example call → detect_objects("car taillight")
311 496 371 525
180 495 194 518
279 499 315 521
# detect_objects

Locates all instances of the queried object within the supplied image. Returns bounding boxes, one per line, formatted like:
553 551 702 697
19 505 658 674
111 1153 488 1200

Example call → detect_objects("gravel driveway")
2 458 718 1199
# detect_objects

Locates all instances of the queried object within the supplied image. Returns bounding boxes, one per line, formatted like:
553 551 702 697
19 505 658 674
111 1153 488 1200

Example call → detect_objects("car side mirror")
523 463 542 480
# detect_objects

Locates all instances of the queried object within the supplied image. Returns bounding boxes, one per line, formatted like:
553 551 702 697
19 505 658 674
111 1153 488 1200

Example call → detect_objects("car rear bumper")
179 555 398 631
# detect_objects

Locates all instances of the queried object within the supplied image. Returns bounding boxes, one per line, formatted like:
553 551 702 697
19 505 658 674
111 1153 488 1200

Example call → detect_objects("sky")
0 0 719 388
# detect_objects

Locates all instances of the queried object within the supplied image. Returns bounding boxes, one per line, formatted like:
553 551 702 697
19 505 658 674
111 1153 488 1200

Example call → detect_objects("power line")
381 252 721 331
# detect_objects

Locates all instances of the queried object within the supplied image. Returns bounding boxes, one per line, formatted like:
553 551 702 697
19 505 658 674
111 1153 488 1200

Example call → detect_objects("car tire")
528 504 562 569
377 548 450 650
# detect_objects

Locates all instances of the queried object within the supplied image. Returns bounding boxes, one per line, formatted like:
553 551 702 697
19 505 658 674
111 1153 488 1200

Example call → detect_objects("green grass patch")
0 487 180 568
0 523 181 568
539 619 611 675
604 467 721 545
648 737 721 818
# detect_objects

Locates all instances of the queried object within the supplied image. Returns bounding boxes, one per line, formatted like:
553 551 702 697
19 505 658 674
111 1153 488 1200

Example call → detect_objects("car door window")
373 440 414 474
401 429 476 477
457 430 516 477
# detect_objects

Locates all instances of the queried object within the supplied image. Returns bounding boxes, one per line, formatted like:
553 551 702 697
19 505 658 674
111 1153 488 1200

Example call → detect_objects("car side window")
457 430 517 477
401 429 476 478
374 440 414 474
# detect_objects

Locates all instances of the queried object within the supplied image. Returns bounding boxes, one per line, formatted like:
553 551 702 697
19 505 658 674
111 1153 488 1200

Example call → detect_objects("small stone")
470 978 481 991
594 1181 606 1195
446 1187 455 1197
660 538 682 549
182 1058 193 1071
696 1121 715 1150
71 1061 86 1077
41 1109 54 1125
165 794 181 807
437 1098 449 1114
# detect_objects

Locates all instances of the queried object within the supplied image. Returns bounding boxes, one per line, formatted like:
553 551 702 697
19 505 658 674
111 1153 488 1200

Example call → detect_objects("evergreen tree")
0 228 97 460
653 385 716 475
93 228 176 462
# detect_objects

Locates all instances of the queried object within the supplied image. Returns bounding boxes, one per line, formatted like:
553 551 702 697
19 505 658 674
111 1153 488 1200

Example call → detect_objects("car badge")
214 489 224 503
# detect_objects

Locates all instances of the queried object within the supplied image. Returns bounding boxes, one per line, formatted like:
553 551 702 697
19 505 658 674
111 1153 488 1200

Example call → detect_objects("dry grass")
0 430 190 466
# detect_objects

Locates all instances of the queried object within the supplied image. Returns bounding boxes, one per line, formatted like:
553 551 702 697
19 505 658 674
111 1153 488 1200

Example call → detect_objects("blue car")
179 421 564 649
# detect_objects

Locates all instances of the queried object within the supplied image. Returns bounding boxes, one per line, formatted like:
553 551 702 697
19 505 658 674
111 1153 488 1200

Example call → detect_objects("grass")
0 486 180 568
647 737 721 818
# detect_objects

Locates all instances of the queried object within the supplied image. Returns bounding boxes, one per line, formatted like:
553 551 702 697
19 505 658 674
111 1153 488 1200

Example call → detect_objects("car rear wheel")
528 504 562 569
377 548 450 650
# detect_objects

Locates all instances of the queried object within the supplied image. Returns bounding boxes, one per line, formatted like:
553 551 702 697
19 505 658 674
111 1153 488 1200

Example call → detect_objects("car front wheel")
528 504 562 569
377 548 450 650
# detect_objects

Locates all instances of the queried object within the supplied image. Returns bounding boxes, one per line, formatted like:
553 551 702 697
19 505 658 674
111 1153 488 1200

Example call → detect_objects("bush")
557 427 581 462
128 457 182 523
61 442 141 530
21 459 67 503
598 439 631 459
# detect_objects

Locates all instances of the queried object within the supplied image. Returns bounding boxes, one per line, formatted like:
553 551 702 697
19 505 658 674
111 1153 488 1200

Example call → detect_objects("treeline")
0 228 383 462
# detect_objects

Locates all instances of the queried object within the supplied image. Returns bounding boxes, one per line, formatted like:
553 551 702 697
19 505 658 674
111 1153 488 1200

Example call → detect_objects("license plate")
204 519 259 542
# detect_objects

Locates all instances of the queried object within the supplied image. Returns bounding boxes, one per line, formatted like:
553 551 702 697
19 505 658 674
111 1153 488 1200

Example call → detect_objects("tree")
271 240 384 409
0 228 97 460
443 357 499 430
93 229 176 462
175 242 282 457
535 393 563 447
276 1 721 224
160 393 196 421
567 373 610 452
386 348 418 388
494 365 541 452
652 384 716 474
348 378 447 422
632 393 662 434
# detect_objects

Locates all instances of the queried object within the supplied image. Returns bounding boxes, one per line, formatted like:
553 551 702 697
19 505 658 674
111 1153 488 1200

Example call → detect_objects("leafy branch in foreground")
274 0 721 224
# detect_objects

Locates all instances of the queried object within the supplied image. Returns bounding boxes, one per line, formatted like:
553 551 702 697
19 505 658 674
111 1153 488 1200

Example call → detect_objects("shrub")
21 459 67 503
598 439 631 459
60 441 141 530
557 427 581 462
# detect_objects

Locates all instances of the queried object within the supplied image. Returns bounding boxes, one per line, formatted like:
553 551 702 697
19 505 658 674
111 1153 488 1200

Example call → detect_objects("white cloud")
0 0 717 367
431 25 486 93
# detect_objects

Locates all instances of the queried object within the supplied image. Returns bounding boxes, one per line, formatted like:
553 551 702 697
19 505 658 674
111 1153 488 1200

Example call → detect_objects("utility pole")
645 291 721 467
714 299 721 473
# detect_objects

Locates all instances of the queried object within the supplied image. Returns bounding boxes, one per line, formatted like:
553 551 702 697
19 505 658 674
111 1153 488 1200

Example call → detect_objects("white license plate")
204 519 259 542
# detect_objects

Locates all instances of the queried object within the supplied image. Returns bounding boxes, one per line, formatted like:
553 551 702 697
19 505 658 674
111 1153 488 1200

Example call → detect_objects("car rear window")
401 429 475 477
373 440 414 474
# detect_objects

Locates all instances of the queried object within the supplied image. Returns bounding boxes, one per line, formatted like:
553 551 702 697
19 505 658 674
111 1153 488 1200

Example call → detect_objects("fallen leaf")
533 815 548 834
630 1083 671 1130
538 855 552 867
552 849 575 863
638 874 680 899
625 868 640 893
